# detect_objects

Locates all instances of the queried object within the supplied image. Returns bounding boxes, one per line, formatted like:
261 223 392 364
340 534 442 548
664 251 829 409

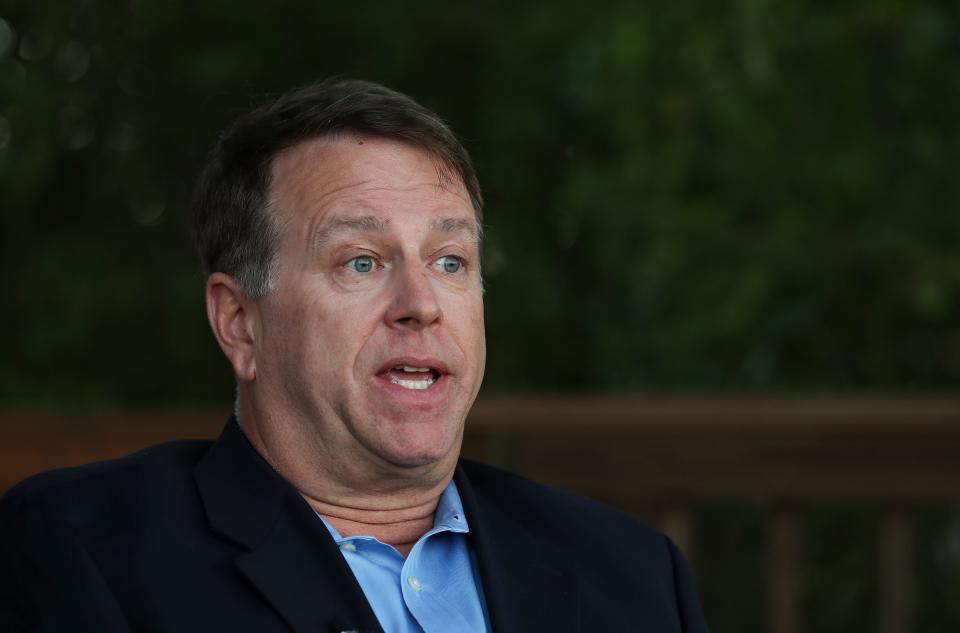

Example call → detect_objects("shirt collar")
433 478 469 533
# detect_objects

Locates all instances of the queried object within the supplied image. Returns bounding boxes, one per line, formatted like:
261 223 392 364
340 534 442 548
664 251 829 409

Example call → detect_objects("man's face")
252 136 485 473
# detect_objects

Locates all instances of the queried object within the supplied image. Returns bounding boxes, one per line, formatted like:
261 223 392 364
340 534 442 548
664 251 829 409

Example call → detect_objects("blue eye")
348 256 375 273
438 256 462 273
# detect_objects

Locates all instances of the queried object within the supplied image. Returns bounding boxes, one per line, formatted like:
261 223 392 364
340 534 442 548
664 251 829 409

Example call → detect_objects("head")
193 79 486 488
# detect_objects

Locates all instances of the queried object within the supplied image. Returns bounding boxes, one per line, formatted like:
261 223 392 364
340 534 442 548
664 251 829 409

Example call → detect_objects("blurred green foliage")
1 1 959 404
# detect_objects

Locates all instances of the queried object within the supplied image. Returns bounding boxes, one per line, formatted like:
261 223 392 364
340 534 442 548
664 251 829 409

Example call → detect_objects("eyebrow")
311 215 388 250
431 217 480 242
312 214 480 250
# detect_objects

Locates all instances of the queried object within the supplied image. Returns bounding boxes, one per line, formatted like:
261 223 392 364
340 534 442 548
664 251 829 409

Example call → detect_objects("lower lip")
373 373 450 407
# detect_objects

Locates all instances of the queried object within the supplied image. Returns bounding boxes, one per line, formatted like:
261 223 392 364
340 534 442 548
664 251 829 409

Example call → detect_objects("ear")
206 272 258 381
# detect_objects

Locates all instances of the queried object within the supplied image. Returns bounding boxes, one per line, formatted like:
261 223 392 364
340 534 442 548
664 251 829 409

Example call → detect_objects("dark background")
1 1 958 631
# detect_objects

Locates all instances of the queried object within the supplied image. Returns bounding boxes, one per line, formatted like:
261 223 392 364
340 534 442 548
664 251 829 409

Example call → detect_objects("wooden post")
768 510 801 633
661 508 694 568
878 512 915 633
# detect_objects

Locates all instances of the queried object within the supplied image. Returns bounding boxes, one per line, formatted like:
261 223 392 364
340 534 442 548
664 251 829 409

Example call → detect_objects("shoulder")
458 458 665 545
459 459 709 631
1 439 213 524
0 440 215 631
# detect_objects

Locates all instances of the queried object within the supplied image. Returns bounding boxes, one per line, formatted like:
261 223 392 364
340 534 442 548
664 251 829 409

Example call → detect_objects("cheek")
262 292 337 367
315 293 385 370
451 295 487 356
465 295 486 338
262 301 312 373
474 318 487 375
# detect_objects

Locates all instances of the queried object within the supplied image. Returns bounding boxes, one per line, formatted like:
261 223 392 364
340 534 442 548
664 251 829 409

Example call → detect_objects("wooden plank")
466 394 960 432
482 429 960 499
3 397 960 499
0 410 225 491
878 513 915 633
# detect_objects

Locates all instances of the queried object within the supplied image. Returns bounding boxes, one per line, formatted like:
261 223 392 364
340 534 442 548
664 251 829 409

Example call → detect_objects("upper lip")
376 356 450 375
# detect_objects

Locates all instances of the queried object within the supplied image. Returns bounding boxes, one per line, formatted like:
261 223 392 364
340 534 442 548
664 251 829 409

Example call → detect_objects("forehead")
268 135 475 233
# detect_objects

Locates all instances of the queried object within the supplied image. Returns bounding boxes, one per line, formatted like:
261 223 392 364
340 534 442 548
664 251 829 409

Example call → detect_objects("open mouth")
383 364 443 390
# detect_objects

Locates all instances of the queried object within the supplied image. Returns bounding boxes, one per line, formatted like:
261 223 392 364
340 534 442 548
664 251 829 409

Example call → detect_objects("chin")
372 444 452 469
373 430 460 470
382 452 446 469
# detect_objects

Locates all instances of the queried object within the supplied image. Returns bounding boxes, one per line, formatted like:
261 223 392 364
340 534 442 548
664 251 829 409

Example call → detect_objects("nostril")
390 308 441 328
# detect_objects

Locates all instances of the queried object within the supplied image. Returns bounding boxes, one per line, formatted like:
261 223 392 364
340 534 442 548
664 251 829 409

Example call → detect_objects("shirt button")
407 575 422 592
340 542 357 553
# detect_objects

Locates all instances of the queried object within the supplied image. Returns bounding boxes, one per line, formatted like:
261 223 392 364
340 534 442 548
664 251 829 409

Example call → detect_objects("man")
0 79 709 632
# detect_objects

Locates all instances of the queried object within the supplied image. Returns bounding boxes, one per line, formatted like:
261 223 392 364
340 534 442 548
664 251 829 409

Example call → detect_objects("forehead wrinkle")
274 169 379 221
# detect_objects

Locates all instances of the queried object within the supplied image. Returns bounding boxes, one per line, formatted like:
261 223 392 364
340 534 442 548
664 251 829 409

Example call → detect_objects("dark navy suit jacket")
0 420 709 632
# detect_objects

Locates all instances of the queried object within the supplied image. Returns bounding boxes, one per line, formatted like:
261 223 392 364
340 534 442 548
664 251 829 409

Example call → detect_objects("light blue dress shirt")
318 481 489 633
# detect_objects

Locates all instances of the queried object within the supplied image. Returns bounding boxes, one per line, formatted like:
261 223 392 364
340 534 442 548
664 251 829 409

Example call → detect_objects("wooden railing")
3 395 959 633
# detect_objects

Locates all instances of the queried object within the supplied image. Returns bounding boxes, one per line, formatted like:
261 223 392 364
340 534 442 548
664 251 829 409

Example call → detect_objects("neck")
237 397 454 556
305 490 443 557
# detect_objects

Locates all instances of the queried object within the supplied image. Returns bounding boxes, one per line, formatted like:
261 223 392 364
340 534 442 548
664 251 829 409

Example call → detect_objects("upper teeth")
389 365 436 389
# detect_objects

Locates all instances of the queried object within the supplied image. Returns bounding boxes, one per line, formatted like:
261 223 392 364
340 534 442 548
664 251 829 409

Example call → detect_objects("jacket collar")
194 419 383 633
455 462 578 633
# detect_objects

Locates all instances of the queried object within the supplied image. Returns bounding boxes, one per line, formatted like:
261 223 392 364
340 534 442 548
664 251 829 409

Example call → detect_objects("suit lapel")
455 465 578 633
234 494 384 633
194 420 383 633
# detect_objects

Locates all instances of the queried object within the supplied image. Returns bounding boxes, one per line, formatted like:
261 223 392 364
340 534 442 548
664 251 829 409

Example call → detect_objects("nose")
384 264 441 331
